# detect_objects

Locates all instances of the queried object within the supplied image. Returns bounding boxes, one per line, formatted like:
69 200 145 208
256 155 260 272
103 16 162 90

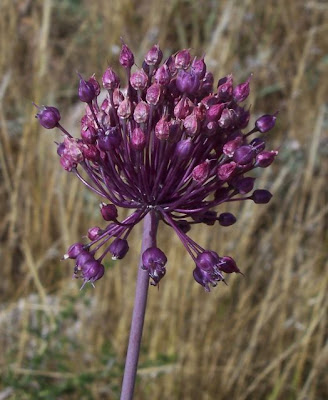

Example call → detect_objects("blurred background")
0 0 327 399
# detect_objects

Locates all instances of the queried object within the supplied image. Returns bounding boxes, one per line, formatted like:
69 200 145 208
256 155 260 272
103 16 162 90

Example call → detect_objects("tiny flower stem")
120 211 158 400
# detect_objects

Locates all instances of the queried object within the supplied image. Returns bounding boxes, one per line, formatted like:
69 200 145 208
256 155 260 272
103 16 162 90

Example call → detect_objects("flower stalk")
120 211 158 400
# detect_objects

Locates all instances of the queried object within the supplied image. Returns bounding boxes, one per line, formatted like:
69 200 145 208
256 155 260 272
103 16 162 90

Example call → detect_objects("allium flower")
35 44 278 291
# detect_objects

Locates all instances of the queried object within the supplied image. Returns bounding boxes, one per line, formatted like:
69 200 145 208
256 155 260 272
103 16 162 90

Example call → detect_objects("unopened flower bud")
218 108 235 129
175 139 194 160
100 203 118 221
234 176 256 194
88 226 102 240
130 69 148 91
119 43 134 68
235 106 250 129
223 137 243 157
117 99 132 119
154 64 171 85
250 138 266 153
146 83 162 105
155 117 170 140
217 161 237 181
78 75 96 103
233 145 255 165
219 256 241 274
233 75 251 102
177 220 191 233
144 44 163 67
192 160 210 182
183 112 199 136
131 127 146 151
76 250 94 267
65 242 84 259
255 150 278 167
98 127 122 151
175 49 191 69
251 189 272 204
193 210 217 226
218 212 236 227
217 75 233 101
174 97 192 119
206 103 225 121
176 70 199 94
113 88 124 106
88 74 101 96
191 56 206 79
134 101 150 124
102 67 120 90
109 238 129 259
81 125 97 144
36 106 61 129
255 113 277 133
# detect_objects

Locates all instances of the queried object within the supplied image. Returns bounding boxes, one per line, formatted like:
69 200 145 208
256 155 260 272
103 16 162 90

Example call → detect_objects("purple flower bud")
144 44 163 67
218 108 235 129
218 212 236 226
81 125 97 144
130 69 148 91
76 250 94 267
250 138 266 153
119 43 134 69
217 161 237 181
233 75 251 102
219 256 241 274
175 49 191 69
217 75 233 101
100 203 118 221
98 128 122 151
102 67 120 90
174 97 192 119
183 112 199 136
146 83 162 105
131 127 146 151
251 189 273 204
204 121 218 137
154 64 171 85
176 220 191 233
62 137 84 164
117 99 132 119
193 210 217 226
192 160 210 182
88 226 102 240
88 74 101 96
223 137 243 157
155 117 170 140
175 139 194 160
176 70 200 95
255 113 277 133
234 106 250 129
57 142 65 156
142 247 167 286
81 259 105 283
109 238 129 259
234 176 256 194
65 242 84 259
233 145 255 165
113 88 124 106
206 103 225 121
191 56 206 79
201 72 214 94
134 101 150 124
36 106 61 129
78 75 96 103
81 144 100 162
255 150 278 167
196 251 219 271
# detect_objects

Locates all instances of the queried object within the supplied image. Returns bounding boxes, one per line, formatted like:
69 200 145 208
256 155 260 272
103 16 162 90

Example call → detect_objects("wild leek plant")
36 43 277 400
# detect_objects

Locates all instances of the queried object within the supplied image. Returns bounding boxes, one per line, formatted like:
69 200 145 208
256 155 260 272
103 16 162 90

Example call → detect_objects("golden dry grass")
0 0 327 399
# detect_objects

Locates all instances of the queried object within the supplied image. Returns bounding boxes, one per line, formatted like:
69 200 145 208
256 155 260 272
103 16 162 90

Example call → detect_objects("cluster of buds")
36 43 278 291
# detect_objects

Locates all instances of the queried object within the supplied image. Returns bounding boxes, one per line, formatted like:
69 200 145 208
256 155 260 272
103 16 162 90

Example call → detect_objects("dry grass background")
0 0 327 399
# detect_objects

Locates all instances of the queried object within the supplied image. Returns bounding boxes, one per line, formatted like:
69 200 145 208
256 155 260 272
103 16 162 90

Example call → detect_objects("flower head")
36 44 278 290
